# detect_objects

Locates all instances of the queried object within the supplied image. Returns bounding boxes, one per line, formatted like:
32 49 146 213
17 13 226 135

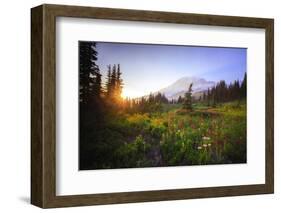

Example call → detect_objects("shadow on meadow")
78 41 246 170
79 101 246 170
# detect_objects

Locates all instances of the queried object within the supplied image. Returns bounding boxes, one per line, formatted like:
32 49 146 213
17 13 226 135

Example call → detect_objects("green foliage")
159 102 246 166
115 135 152 168
79 41 247 170
201 75 247 105
183 83 193 110
79 41 102 106
80 100 246 169
125 94 168 114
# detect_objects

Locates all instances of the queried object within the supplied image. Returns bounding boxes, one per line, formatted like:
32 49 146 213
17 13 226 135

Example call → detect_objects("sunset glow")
97 42 247 96
121 88 145 99
79 41 247 170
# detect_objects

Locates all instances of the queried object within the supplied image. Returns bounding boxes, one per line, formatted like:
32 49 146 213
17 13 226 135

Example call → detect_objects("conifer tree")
79 41 101 106
241 72 247 99
105 65 112 97
178 95 183 103
116 64 123 100
207 88 211 106
183 83 193 110
111 65 117 99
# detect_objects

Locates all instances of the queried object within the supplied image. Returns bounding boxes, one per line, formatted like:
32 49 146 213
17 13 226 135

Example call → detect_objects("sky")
94 42 246 98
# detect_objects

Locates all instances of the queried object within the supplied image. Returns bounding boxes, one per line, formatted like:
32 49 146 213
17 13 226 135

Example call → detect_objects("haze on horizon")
95 42 247 98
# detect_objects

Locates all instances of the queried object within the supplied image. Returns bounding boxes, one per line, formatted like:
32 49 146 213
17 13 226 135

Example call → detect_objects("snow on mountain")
157 76 215 100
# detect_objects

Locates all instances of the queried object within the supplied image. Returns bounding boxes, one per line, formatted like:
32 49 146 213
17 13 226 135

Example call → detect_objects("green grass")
84 101 246 169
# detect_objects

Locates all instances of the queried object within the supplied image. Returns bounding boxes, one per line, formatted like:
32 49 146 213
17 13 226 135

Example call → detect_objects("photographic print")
31 5 274 207
79 41 247 170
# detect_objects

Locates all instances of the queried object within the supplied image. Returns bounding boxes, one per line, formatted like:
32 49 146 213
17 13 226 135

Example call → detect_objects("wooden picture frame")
31 4 274 208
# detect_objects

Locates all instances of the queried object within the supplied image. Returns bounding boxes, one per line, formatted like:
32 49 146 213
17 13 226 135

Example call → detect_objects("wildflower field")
80 101 246 169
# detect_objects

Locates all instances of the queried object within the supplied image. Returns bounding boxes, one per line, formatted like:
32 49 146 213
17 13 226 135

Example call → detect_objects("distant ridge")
156 76 215 100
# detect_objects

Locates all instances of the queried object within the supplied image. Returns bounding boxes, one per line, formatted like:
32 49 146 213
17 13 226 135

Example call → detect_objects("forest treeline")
79 41 247 115
199 74 246 106
79 42 123 109
79 41 170 114
79 41 247 169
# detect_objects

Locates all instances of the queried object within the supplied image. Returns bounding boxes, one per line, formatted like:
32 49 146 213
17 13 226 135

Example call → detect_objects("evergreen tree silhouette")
183 83 193 110
79 41 102 106
241 72 247 99
178 95 183 103
111 65 117 100
116 64 123 101
105 65 112 97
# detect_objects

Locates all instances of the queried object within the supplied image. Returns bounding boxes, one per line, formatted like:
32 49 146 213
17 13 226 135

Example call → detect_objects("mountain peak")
158 76 215 100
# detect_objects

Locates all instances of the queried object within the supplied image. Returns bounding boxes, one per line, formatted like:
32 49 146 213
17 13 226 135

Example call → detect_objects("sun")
121 88 143 99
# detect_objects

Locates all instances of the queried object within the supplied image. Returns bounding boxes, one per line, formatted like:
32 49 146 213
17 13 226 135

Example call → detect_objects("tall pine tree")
79 41 102 106
116 64 123 100
111 64 117 100
183 83 193 110
105 65 112 97
241 72 247 99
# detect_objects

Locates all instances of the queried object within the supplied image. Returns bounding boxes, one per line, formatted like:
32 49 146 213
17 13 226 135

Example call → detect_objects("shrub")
115 135 152 168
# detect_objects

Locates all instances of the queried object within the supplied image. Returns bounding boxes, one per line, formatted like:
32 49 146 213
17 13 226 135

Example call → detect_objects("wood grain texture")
265 20 274 193
31 5 43 207
31 4 274 208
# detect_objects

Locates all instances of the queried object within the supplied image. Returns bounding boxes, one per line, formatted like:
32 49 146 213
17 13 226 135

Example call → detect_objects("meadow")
79 41 247 170
80 101 246 169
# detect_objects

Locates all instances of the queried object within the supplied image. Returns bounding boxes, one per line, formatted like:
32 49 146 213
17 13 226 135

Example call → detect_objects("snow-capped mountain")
157 76 215 100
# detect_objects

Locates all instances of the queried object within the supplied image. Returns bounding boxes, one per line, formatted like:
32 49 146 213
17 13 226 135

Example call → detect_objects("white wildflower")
202 136 211 140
